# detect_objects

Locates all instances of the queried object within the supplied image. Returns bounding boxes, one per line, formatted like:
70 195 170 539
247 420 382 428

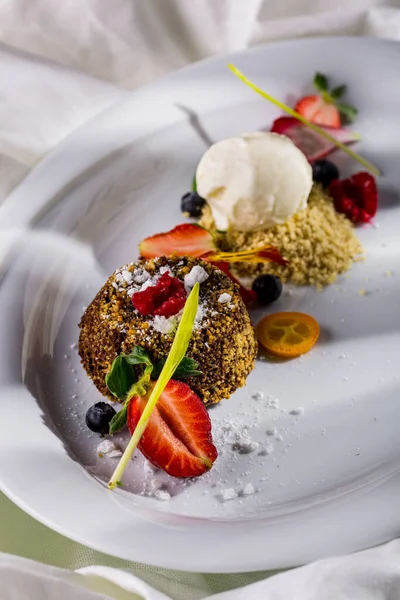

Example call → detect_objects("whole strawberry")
295 73 357 129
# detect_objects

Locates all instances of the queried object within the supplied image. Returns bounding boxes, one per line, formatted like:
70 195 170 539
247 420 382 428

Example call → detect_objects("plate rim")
0 35 400 572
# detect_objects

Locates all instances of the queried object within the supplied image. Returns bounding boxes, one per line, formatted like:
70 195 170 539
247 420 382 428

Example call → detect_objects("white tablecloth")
1 1 400 598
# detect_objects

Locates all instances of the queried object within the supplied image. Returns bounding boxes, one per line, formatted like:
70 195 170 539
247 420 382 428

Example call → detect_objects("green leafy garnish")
123 346 153 367
227 64 380 176
335 102 358 122
330 84 346 100
109 405 129 435
105 346 153 403
108 283 200 490
152 356 201 380
108 363 153 435
105 356 135 402
312 72 357 123
313 72 328 92
106 344 201 434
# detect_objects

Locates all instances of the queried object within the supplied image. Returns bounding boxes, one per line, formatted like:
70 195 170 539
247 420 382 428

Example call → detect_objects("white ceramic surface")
0 37 399 572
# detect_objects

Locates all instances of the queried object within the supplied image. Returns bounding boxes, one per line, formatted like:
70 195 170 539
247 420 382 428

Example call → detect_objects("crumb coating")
78 256 257 404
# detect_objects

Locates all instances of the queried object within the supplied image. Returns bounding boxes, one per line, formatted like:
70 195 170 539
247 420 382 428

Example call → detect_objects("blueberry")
85 402 116 434
312 160 339 188
181 191 206 218
252 274 282 305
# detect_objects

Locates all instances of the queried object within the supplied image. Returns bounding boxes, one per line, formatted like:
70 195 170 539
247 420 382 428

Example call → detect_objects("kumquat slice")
257 312 320 358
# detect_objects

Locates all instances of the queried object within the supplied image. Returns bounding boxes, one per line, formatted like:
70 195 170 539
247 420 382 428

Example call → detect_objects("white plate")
0 37 400 573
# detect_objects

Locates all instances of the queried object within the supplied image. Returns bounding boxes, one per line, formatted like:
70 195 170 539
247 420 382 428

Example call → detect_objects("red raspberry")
329 172 378 224
132 272 187 317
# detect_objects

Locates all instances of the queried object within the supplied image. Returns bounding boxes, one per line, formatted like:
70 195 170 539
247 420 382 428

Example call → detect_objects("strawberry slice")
138 224 286 306
294 72 357 129
139 224 215 259
295 95 341 128
270 117 359 163
128 380 218 478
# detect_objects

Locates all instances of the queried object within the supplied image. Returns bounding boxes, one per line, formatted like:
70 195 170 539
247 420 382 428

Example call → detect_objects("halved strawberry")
270 117 360 163
294 72 357 129
295 95 340 128
139 224 215 259
128 380 218 478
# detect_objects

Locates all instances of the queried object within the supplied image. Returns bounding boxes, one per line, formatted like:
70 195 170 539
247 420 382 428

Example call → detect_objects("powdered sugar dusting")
241 483 255 496
133 268 150 284
97 440 122 458
110 262 216 333
184 265 209 289
220 488 237 501
152 315 177 335
218 293 232 304
155 489 171 501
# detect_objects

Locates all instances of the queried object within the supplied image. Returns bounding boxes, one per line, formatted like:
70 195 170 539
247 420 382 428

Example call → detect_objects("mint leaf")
192 174 197 191
124 346 153 368
106 346 155 407
314 72 328 92
105 356 135 401
109 404 128 435
336 102 358 122
330 84 346 100
152 356 201 380
174 357 202 378
108 362 154 435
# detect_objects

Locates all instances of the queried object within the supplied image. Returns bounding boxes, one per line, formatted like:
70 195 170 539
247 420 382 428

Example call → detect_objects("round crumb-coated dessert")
78 256 258 404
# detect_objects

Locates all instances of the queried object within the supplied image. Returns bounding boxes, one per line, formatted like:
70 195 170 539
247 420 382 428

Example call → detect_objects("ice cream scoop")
196 132 313 232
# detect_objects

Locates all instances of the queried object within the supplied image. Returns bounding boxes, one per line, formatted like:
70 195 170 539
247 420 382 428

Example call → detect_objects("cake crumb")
184 265 209 288
149 479 163 490
218 293 232 304
220 488 238 501
152 315 176 335
155 489 171 501
242 483 255 496
233 436 259 454
96 440 122 458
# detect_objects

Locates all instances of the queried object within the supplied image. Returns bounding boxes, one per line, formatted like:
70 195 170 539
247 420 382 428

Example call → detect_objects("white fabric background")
1 0 400 206
1 0 400 598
